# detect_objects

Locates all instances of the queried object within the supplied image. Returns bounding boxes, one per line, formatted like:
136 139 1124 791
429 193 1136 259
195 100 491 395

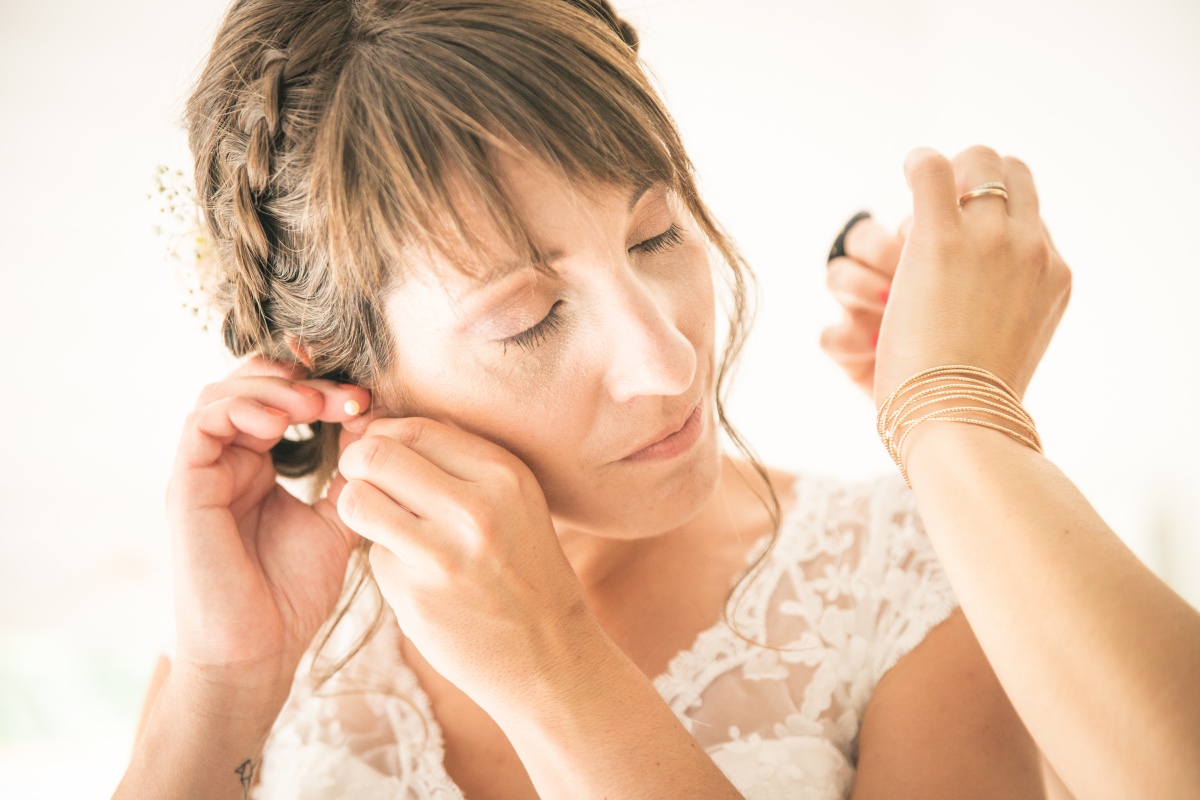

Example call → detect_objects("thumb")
903 147 959 231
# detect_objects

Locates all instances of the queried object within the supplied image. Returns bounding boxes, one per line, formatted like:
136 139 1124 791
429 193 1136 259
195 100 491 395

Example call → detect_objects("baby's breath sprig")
149 164 221 333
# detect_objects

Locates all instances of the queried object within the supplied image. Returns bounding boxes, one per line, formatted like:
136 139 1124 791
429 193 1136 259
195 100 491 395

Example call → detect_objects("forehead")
406 151 657 303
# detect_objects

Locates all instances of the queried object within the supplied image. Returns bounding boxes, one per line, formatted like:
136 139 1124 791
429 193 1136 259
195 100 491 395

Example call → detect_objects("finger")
827 210 872 263
229 430 282 454
904 147 960 231
820 312 880 361
898 215 913 241
325 470 349 510
195 376 369 426
312 472 361 555
842 217 905 278
1001 154 1040 222
819 320 876 387
338 433 462 519
827 257 893 311
227 451 279 524
361 417 509 482
341 403 380 435
335 478 430 569
337 416 366 461
834 356 875 390
326 383 372 422
178 397 294 471
952 144 1008 217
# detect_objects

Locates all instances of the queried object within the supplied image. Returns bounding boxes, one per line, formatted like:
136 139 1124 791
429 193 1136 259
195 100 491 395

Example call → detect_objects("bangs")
311 0 687 291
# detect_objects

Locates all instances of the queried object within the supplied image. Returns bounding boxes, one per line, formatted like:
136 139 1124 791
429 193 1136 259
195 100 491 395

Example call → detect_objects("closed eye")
499 223 685 356
633 222 684 255
501 299 565 355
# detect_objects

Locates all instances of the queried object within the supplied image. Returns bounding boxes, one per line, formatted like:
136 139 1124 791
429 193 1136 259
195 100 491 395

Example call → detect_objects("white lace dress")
252 471 959 799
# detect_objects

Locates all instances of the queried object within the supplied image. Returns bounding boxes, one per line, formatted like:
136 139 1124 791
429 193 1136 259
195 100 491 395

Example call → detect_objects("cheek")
382 330 591 472
673 245 717 350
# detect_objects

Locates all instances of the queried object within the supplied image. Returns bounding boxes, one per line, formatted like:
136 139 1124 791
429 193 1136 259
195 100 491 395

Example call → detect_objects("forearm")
905 423 1200 800
113 667 286 800
489 615 741 800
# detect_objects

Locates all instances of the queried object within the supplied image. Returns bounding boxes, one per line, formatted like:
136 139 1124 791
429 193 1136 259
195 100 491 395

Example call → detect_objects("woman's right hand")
165 357 369 702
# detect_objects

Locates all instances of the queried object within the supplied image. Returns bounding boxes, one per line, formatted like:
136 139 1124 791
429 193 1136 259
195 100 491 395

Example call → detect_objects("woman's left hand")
334 416 596 712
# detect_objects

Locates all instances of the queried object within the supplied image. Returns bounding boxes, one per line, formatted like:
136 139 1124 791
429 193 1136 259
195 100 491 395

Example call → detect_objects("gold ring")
958 182 1010 209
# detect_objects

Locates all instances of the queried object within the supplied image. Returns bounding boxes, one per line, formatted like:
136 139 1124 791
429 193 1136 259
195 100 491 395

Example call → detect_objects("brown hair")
185 0 783 682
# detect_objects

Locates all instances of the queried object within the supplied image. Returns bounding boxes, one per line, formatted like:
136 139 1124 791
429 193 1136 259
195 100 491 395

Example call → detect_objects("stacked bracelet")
876 365 1043 487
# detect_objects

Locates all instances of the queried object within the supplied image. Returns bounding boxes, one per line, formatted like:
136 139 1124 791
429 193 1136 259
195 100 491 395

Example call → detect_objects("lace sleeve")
863 474 961 685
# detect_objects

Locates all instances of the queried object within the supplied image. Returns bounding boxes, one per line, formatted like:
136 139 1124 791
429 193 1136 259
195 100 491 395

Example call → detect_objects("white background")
1 0 1197 796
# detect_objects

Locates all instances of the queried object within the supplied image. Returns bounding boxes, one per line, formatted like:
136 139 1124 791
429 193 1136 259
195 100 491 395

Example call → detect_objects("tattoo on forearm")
235 758 257 799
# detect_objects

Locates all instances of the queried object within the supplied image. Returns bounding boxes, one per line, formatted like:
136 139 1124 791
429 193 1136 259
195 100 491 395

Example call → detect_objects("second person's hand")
875 145 1071 412
821 213 909 398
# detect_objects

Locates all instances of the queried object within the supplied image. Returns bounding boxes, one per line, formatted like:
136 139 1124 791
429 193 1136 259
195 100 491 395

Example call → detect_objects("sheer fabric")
253 471 959 799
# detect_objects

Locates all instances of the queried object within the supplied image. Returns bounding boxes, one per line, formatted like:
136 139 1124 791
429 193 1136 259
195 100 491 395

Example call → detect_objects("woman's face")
379 150 721 540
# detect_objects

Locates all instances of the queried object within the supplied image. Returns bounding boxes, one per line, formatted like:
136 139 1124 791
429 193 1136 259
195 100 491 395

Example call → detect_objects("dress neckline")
379 471 813 797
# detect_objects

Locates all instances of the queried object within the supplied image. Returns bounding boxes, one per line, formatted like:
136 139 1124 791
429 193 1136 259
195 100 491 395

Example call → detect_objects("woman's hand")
334 416 595 715
166 357 370 702
874 145 1071 407
820 214 910 397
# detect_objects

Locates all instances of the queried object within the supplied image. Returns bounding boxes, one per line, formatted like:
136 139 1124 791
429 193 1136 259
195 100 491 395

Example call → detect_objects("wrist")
903 418 1043 487
167 654 296 714
481 610 740 799
482 601 621 727
115 663 287 800
877 365 1042 487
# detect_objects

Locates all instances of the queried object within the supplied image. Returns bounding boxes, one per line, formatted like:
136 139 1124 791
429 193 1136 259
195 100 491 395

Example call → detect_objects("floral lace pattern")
253 472 959 799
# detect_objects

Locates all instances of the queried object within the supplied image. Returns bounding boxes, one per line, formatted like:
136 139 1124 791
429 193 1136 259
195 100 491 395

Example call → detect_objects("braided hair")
187 0 654 480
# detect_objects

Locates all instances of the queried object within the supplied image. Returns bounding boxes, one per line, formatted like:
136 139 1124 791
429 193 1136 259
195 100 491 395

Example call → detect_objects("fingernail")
264 406 290 418
344 399 361 416
294 385 322 398
879 289 890 305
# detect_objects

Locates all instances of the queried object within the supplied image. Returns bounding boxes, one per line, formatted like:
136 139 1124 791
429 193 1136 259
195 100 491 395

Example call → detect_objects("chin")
544 414 724 540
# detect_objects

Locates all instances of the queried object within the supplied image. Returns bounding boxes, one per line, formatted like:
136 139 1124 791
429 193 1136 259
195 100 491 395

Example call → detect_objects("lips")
619 395 703 461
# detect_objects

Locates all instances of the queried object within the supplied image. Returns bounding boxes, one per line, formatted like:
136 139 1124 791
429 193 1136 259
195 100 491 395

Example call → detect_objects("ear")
285 335 315 370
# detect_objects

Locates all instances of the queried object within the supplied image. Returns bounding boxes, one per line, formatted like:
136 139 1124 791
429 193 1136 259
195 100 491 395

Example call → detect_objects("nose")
601 272 696 404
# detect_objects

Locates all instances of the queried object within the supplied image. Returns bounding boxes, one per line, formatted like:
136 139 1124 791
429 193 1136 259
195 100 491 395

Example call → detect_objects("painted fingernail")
879 289 890 305
344 399 361 416
294 385 322 398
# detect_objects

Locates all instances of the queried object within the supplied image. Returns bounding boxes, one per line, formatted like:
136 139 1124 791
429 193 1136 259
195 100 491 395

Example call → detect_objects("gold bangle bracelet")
877 365 1043 487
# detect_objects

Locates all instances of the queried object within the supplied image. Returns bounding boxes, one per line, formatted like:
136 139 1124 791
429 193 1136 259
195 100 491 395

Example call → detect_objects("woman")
110 0 1190 798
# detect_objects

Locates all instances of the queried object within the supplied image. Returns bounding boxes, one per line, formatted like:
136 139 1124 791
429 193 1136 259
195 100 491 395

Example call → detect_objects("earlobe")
285 335 315 370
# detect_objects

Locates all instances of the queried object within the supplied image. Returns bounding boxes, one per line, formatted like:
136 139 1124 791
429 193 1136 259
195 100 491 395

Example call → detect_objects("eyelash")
500 223 686 355
502 299 566 355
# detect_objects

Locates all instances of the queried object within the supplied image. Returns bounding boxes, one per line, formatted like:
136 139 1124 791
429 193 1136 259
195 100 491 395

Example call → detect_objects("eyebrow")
536 176 656 267
627 175 656 213
458 176 667 311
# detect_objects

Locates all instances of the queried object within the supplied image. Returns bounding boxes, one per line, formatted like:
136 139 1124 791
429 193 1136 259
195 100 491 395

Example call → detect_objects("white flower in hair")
148 164 221 334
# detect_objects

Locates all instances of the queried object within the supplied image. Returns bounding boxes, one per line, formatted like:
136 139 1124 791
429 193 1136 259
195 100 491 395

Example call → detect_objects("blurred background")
1 0 1197 795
